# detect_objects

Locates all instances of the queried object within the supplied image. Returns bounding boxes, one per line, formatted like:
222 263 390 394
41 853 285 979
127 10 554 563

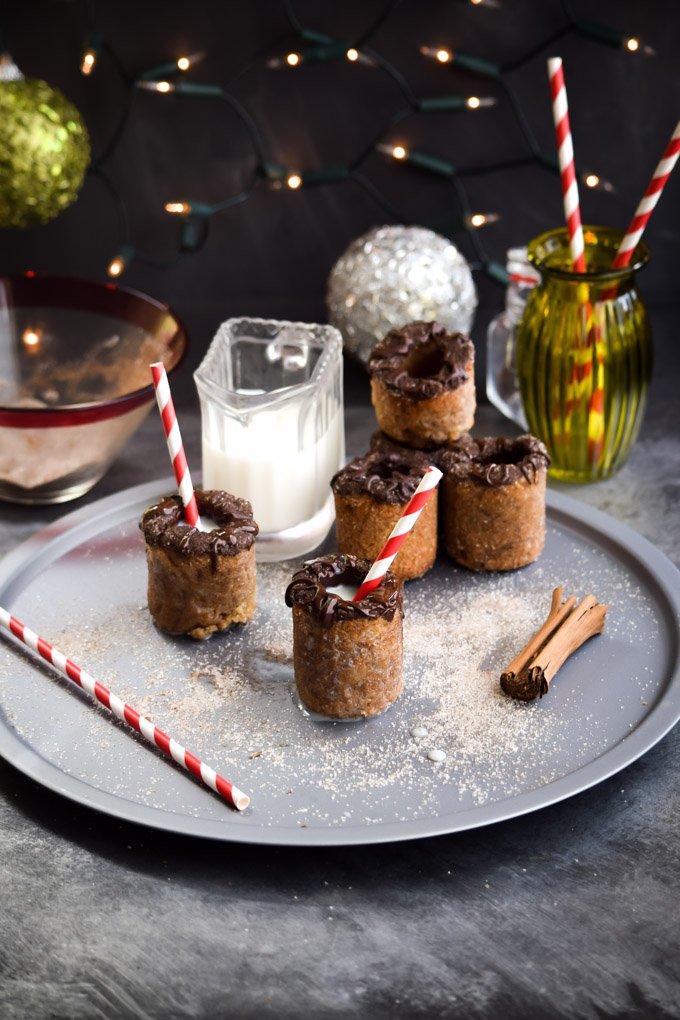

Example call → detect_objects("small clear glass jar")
515 226 652 483
195 318 345 560
486 247 540 429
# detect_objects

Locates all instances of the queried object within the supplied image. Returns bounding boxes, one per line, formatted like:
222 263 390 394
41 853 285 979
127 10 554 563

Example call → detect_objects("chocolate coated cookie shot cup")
140 489 258 639
440 435 550 571
368 321 476 449
331 451 436 582
285 554 404 719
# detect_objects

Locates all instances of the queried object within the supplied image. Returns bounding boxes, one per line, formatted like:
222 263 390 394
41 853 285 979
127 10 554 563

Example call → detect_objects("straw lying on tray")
0 606 250 811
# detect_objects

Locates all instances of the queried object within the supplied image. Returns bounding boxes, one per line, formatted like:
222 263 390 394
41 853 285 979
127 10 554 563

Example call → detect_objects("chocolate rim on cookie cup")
440 435 550 571
285 554 404 719
368 321 476 449
140 489 258 639
331 450 436 581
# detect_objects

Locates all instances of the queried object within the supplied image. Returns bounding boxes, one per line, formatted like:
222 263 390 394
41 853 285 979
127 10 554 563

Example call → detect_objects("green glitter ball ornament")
0 60 90 229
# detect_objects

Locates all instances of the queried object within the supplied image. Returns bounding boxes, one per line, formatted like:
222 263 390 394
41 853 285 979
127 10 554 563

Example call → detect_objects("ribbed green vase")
516 226 652 483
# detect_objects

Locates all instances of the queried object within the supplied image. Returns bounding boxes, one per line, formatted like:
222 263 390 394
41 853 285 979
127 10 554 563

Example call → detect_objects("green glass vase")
516 226 652 483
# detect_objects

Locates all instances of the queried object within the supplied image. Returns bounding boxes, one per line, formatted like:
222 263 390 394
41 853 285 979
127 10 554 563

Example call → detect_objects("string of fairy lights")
75 0 654 284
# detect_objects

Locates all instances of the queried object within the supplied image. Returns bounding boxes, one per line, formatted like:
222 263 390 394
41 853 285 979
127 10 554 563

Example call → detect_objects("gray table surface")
1 308 679 1020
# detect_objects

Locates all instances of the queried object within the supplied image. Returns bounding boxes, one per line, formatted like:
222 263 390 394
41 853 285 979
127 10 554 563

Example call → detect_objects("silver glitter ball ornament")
326 225 477 364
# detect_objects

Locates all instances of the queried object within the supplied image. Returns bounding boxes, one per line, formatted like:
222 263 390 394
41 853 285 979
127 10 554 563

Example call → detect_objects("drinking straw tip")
233 789 251 811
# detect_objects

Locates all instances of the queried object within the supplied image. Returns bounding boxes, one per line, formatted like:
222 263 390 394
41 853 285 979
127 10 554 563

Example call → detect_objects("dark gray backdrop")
1 0 678 401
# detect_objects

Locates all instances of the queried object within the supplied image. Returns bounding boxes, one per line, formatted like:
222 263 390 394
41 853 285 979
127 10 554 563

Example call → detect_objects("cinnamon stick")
501 587 608 701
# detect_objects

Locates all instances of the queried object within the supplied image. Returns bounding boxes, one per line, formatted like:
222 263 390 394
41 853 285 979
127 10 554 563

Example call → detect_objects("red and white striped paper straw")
0 606 250 811
353 465 442 602
612 120 680 269
548 57 586 272
150 361 199 527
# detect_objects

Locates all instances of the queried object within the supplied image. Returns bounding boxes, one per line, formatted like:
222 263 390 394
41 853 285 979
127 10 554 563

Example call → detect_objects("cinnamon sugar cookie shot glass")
140 490 258 639
285 554 404 719
331 451 436 581
368 321 476 449
440 435 550 571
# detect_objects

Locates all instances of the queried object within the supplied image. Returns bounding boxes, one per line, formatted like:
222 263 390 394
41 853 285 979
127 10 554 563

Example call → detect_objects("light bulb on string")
419 44 500 76
377 143 408 160
420 46 454 64
376 144 453 176
466 213 500 228
137 80 175 93
176 53 206 72
287 173 302 190
107 257 124 278
266 51 302 69
165 199 213 218
581 172 615 193
22 327 42 351
165 201 191 215
107 246 134 278
80 49 97 76
79 31 101 76
344 48 375 67
624 36 655 55
576 19 656 56
466 95 497 109
137 53 204 83
417 94 498 113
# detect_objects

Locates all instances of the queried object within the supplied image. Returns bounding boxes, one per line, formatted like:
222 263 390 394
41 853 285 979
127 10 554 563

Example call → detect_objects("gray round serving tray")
0 479 678 846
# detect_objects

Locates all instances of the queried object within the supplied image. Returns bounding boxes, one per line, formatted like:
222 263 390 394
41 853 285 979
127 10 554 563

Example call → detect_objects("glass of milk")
194 318 345 561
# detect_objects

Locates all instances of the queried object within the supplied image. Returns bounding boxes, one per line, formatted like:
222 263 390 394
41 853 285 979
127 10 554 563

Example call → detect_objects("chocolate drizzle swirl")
331 451 430 505
368 321 474 402
285 554 403 628
140 490 258 568
370 430 463 469
439 434 550 487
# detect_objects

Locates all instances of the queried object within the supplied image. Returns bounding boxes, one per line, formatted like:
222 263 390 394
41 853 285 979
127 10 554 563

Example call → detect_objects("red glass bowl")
0 273 187 504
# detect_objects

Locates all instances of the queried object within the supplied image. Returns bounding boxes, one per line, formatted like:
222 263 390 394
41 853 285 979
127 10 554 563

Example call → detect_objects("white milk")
202 403 343 534
326 584 359 602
